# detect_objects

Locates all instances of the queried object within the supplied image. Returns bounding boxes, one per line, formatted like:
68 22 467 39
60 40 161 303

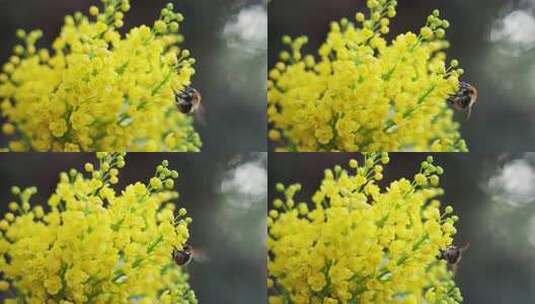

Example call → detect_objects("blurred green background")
0 0 267 152
269 153 535 303
0 152 267 304
269 0 535 152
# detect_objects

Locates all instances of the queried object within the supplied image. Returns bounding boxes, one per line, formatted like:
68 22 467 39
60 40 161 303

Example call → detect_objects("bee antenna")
460 242 470 251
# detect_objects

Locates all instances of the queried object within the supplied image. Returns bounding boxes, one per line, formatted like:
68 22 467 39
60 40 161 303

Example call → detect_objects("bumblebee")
175 86 202 114
173 243 193 266
447 81 478 119
439 243 469 275
440 244 468 265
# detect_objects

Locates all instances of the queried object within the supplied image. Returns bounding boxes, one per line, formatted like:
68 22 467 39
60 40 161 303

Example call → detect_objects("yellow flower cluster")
268 0 468 152
0 1 201 152
268 153 463 303
0 153 197 304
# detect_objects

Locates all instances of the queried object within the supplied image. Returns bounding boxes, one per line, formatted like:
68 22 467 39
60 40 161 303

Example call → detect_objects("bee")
439 243 469 275
175 86 202 115
447 81 478 119
173 243 193 266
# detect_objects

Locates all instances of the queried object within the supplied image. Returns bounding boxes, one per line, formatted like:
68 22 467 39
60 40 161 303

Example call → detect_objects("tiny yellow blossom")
89 6 99 16
0 0 201 151
268 1 467 151
1 123 14 135
0 153 197 303
268 153 464 303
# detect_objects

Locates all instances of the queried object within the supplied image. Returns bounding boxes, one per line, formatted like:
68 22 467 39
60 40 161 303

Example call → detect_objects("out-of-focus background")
269 153 535 303
269 0 535 152
0 153 267 304
0 0 267 152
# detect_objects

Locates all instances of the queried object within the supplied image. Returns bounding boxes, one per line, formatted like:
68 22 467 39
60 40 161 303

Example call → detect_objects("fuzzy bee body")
175 86 202 115
440 245 463 265
447 81 478 119
439 243 469 275
173 243 193 266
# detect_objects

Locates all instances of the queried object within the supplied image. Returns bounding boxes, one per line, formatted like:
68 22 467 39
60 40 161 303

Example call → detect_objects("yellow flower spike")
0 0 201 151
268 1 468 152
268 153 463 303
0 153 197 303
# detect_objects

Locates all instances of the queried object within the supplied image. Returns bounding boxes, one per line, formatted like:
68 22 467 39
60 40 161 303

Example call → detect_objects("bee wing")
466 94 477 120
465 106 472 120
194 103 207 126
191 248 210 263
460 242 470 252
465 84 478 120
